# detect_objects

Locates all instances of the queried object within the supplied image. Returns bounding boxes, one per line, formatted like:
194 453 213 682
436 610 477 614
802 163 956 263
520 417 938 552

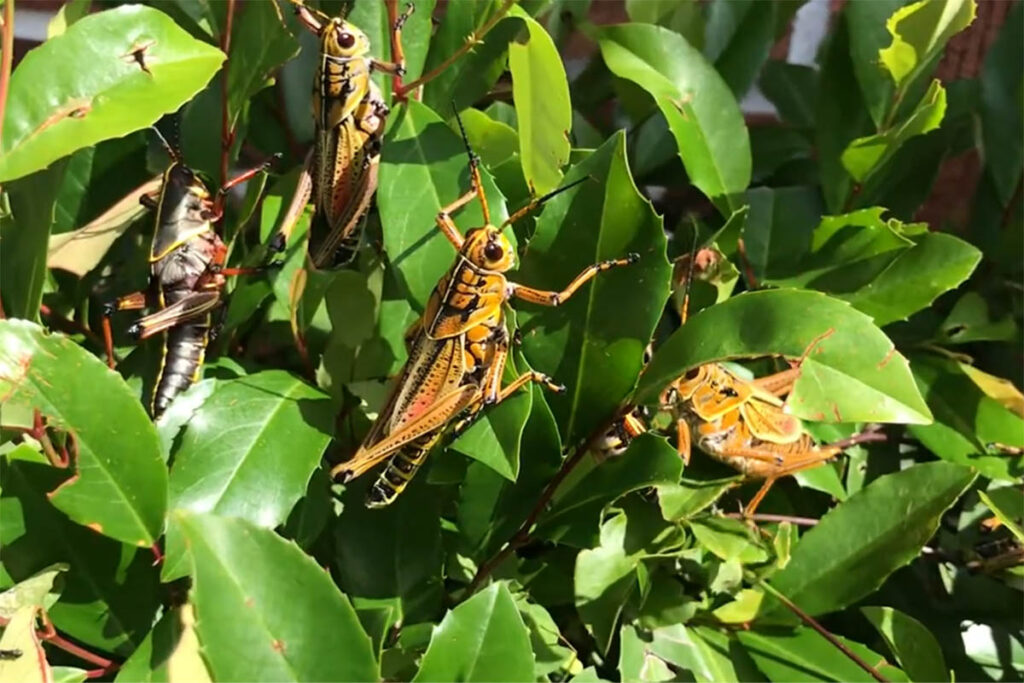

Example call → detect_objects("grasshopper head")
323 18 371 59
462 226 515 273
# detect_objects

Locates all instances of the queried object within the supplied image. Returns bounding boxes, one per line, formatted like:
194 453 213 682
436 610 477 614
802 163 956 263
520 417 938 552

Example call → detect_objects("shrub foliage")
0 0 1021 681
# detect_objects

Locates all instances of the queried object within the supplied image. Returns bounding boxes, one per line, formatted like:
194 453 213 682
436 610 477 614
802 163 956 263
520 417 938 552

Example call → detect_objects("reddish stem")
219 0 238 189
39 304 103 348
466 409 627 597
0 0 14 152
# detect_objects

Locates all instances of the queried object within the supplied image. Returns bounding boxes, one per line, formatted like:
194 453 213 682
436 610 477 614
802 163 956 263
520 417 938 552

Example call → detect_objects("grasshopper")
331 122 638 507
657 251 883 516
275 0 413 268
591 408 648 463
101 138 277 419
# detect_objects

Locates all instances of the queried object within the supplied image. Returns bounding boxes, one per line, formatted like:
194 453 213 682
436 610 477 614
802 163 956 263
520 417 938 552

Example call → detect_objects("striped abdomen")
365 431 442 508
152 290 210 419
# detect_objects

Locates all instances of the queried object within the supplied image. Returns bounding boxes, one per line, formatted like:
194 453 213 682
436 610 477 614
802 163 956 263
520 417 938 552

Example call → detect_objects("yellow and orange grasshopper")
658 252 884 516
274 0 413 267
330 122 638 507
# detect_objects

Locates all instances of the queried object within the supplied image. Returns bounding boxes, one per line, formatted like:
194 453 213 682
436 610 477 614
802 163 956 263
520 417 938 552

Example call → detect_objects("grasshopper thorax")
322 18 371 60
150 162 214 263
461 226 516 273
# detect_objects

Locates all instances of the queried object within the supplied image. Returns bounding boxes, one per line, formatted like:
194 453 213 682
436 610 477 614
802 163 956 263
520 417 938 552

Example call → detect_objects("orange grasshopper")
657 249 884 516
330 119 638 507
273 0 413 267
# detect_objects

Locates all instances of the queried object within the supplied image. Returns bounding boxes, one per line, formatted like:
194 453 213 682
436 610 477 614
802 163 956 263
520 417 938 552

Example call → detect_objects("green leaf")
449 348 533 481
115 608 180 683
846 0 904 126
115 605 212 683
738 628 908 682
619 625 675 682
574 513 640 654
879 0 976 89
861 606 949 683
518 132 671 445
47 0 92 38
978 490 1024 543
1 163 67 321
333 475 443 625
656 478 736 522
759 60 818 129
704 0 777 98
0 320 166 546
908 354 1024 482
838 232 980 326
937 291 1018 344
421 3 519 113
177 512 378 682
597 23 750 213
0 5 225 182
0 459 160 654
841 80 947 182
762 462 976 618
741 185 824 284
690 517 769 565
642 625 761 682
165 370 332 556
624 0 704 48
377 100 509 309
465 383 563 558
765 207 981 326
414 583 534 682
537 434 683 546
980 1 1024 205
816 14 873 212
512 592 577 678
766 207 917 290
225 0 299 129
635 290 932 425
509 10 571 195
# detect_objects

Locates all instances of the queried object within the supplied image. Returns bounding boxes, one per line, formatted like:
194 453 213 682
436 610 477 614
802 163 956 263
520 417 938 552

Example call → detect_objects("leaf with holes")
0 5 224 182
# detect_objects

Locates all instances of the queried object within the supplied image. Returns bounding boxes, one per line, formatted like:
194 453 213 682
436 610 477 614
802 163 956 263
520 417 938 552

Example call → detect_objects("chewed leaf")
0 5 224 182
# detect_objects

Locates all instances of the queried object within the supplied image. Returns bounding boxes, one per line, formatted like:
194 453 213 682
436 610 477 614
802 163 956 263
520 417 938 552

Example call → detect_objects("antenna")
451 103 490 225
150 125 179 163
500 175 591 229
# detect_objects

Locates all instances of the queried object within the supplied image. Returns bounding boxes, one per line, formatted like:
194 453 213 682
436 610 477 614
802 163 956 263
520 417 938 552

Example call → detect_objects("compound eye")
483 241 504 262
338 32 356 49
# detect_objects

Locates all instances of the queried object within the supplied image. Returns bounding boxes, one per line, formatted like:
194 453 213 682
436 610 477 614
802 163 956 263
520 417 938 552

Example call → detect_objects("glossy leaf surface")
0 320 165 546
635 290 932 425
0 5 224 182
178 512 378 682
414 583 534 682
518 133 671 445
598 23 750 213
763 462 976 618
